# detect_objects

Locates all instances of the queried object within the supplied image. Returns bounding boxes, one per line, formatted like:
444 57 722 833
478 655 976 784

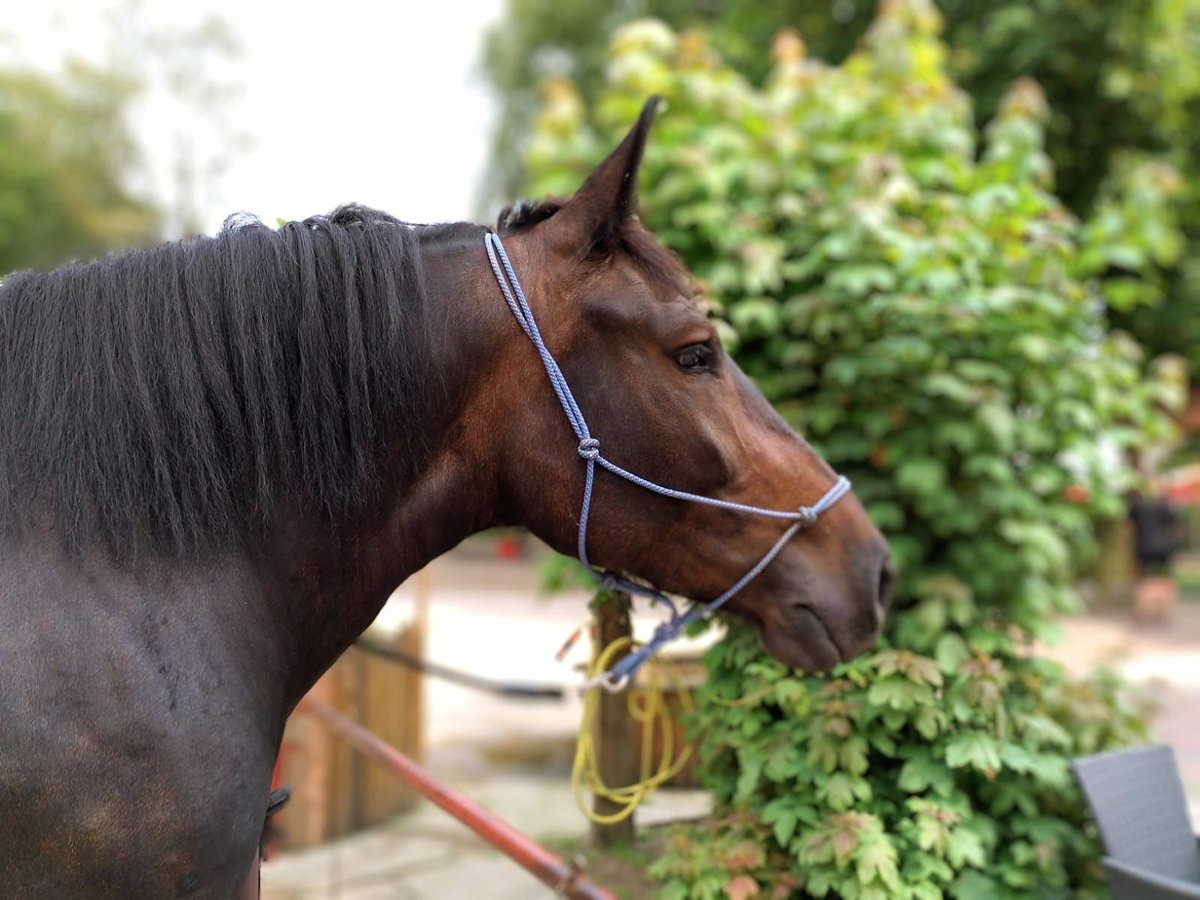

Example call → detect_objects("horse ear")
549 96 660 254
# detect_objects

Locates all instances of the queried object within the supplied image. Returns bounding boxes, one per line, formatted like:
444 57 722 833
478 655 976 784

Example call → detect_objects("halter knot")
577 438 601 460
797 507 818 528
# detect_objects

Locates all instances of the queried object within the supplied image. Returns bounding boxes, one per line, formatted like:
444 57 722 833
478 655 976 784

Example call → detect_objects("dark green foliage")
658 622 1148 898
938 0 1194 213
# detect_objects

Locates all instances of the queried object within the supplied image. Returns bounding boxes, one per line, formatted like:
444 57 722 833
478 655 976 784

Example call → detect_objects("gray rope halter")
484 232 852 690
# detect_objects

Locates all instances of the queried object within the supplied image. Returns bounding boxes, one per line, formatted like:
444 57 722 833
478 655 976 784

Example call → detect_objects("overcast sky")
2 0 505 235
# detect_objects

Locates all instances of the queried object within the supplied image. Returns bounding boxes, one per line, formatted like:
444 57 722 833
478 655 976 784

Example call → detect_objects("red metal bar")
298 698 614 900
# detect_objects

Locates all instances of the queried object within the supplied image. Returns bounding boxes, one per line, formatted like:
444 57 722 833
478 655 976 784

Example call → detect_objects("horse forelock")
0 206 481 557
497 198 693 298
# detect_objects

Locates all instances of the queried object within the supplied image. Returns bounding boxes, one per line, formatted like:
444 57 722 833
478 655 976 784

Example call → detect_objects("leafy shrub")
663 607 1149 899
525 1 1177 896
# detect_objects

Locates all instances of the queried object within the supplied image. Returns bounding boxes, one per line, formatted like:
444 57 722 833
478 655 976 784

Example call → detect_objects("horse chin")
757 606 844 674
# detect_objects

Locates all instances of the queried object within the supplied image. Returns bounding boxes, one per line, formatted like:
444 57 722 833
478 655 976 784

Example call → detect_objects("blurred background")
4 1 1200 897
0 0 501 262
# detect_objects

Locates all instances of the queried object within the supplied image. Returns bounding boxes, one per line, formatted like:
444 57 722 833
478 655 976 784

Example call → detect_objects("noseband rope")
484 233 852 690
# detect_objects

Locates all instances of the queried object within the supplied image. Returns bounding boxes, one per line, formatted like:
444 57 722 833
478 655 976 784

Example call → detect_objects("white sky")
1 0 505 236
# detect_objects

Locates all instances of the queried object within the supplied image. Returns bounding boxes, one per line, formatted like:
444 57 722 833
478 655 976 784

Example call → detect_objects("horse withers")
0 99 890 897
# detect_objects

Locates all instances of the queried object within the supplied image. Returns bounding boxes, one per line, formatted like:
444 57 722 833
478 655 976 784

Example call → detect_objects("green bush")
525 2 1178 897
657 610 1149 899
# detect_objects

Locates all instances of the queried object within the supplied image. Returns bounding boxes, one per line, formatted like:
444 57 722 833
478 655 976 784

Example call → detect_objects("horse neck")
251 232 505 707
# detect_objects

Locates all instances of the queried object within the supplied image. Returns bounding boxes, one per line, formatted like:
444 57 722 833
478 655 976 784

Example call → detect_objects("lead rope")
572 636 694 824
483 232 852 690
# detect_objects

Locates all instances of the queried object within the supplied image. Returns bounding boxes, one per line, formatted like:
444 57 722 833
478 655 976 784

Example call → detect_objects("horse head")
487 100 891 672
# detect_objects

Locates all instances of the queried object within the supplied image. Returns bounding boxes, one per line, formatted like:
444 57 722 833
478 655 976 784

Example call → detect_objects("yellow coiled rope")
572 636 695 824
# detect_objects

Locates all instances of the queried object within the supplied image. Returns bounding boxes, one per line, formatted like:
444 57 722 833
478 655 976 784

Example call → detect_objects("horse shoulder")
0 538 279 898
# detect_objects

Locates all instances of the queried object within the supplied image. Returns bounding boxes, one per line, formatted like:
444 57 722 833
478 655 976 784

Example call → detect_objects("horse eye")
676 343 715 372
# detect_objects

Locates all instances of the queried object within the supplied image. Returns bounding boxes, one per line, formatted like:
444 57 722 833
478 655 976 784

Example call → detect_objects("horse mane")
0 205 480 557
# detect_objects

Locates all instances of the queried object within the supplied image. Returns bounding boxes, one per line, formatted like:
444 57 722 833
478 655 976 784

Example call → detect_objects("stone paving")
261 550 1200 899
1046 600 1200 819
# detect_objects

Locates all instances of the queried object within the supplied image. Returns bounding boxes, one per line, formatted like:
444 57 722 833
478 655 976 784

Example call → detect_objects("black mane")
496 199 562 234
0 206 481 557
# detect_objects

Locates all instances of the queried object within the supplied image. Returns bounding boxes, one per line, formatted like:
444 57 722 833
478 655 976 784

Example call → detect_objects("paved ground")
1047 599 1200 813
261 546 1200 899
263 546 714 900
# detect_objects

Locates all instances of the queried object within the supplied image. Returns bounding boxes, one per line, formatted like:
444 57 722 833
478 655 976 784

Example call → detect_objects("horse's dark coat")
0 101 890 898
0 213 495 897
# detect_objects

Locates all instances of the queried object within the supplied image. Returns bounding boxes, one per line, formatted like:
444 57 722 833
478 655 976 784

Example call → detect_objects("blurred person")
1129 485 1181 622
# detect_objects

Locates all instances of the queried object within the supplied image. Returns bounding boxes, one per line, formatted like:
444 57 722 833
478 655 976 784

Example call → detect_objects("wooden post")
590 591 637 847
1092 517 1135 609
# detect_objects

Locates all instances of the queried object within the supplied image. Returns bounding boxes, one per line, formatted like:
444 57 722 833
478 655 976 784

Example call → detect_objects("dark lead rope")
354 638 565 700
484 232 853 691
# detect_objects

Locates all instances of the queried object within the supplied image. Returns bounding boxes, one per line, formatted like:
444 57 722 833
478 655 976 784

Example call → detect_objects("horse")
0 98 891 898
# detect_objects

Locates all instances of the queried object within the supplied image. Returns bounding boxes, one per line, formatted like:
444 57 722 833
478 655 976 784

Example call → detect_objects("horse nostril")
877 557 895 617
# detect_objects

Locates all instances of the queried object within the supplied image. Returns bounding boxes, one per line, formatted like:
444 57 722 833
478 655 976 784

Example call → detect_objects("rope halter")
484 232 852 690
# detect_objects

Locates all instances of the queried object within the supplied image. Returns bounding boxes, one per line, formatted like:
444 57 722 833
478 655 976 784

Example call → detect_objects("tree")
482 0 1200 371
0 61 159 274
523 6 1177 896
940 0 1200 371
480 0 871 204
0 5 241 274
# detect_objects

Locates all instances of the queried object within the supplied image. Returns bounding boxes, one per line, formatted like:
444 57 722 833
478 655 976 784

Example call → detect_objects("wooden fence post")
591 591 637 847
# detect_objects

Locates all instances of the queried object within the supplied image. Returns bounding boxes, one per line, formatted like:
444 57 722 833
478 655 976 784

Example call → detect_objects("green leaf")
869 731 898 757
867 676 934 711
998 742 1036 773
895 459 946 498
730 297 781 336
950 870 1004 900
946 826 987 869
773 677 808 707
819 774 857 811
944 732 1002 775
917 816 952 856
805 868 836 897
772 811 798 847
922 372 978 404
934 634 970 673
734 753 764 802
857 838 901 889
829 263 898 297
764 741 803 781
818 773 872 811
866 501 905 530
838 735 870 776
898 754 953 795
1017 714 1073 750
914 706 948 741
975 403 1015 451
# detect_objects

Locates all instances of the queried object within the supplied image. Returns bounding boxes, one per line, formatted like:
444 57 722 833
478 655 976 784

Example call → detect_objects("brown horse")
0 99 890 897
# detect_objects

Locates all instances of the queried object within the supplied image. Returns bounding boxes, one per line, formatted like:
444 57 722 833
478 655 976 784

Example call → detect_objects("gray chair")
1073 745 1200 898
